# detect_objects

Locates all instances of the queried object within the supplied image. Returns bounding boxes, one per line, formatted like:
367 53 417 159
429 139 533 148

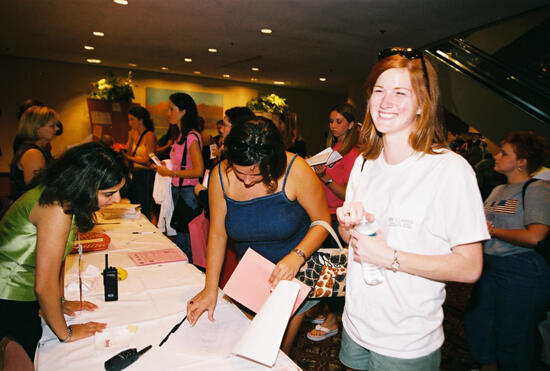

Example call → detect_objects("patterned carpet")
289 282 478 371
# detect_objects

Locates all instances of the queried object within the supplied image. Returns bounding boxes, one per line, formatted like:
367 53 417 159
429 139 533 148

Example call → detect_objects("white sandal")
306 324 339 341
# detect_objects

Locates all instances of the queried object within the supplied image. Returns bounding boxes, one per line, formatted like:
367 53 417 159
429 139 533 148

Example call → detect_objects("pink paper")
128 248 188 266
222 248 311 316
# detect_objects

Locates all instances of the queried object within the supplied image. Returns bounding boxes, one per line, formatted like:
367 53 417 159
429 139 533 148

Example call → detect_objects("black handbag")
170 133 202 233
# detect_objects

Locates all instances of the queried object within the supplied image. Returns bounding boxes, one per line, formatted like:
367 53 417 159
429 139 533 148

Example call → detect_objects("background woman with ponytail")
154 93 204 261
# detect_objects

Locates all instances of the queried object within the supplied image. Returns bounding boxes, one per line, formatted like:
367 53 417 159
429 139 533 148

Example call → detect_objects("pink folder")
128 248 188 266
222 248 311 316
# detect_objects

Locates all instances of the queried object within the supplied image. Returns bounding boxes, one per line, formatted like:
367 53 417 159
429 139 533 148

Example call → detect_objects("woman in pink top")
155 93 204 261
308 103 360 342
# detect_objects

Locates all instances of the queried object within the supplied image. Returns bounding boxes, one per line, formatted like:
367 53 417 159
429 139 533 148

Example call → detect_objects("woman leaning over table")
186 117 330 354
125 105 157 220
466 131 550 371
154 93 204 262
0 143 128 360
336 48 489 371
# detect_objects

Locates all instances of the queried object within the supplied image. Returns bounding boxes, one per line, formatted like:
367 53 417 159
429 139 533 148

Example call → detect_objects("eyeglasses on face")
378 47 430 96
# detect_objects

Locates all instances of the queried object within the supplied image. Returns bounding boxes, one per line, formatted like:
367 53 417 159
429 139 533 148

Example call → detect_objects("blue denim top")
219 154 310 263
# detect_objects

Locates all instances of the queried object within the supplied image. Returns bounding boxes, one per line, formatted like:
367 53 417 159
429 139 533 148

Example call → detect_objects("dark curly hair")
36 142 130 232
501 131 548 174
223 117 286 193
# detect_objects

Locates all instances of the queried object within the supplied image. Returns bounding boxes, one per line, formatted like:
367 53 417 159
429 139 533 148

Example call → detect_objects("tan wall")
0 55 344 172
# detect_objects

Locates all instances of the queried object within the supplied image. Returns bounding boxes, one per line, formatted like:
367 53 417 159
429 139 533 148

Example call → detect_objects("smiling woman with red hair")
335 48 489 370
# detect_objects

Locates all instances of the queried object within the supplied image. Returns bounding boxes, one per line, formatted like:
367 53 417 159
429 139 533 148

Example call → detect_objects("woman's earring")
518 166 524 172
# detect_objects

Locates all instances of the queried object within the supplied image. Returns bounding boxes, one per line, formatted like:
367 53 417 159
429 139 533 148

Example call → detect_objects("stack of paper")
231 280 300 367
222 248 310 315
99 203 141 219
305 147 342 167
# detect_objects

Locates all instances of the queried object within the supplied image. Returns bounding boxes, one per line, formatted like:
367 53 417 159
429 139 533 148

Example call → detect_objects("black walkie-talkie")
103 254 118 301
104 345 152 371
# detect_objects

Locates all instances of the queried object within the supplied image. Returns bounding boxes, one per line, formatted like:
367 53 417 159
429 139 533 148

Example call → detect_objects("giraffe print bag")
296 220 348 298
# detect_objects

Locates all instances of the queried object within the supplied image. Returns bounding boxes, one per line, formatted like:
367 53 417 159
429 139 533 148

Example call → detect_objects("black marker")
159 315 187 347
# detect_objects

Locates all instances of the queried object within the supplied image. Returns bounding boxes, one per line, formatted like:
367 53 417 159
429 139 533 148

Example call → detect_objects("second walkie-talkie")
103 254 118 301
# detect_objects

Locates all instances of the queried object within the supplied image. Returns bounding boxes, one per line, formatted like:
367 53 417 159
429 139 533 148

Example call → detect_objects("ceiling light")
184 58 192 62
319 77 327 82
93 31 104 37
114 0 128 4
208 48 217 53
84 45 94 50
261 28 272 34
193 71 201 74
161 66 168 70
128 63 137 67
274 81 285 85
86 58 102 64
251 67 259 71
223 74 230 78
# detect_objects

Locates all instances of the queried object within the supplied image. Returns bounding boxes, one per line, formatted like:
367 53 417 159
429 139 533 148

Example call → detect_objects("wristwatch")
391 250 400 272
293 248 307 261
324 178 333 186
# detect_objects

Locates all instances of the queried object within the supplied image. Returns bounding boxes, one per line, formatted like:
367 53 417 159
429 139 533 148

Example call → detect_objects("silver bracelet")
59 325 72 343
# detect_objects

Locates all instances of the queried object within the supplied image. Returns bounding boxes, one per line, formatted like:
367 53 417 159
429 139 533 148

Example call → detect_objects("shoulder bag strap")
178 132 200 188
521 178 538 209
310 220 345 251
131 130 150 156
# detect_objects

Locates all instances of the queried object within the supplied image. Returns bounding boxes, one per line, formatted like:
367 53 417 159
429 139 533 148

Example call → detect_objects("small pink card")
128 248 188 266
222 248 311 316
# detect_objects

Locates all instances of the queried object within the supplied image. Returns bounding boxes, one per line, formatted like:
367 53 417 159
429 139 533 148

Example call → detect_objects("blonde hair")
360 54 447 160
17 106 58 141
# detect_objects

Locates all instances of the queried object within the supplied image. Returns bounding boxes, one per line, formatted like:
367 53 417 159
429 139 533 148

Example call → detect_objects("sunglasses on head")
378 47 430 96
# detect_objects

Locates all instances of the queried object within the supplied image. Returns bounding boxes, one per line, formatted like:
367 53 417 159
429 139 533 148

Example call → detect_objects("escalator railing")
426 38 550 125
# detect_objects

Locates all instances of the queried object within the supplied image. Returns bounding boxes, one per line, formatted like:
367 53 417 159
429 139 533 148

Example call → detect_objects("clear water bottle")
354 217 385 285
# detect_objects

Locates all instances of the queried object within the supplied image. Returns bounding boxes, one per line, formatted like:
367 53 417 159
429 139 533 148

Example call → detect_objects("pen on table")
159 315 187 347
132 231 155 234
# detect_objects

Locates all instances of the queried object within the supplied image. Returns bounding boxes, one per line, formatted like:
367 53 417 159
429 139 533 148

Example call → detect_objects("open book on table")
305 147 342 167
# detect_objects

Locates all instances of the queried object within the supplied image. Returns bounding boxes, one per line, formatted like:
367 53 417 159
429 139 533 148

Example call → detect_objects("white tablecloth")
35 216 300 370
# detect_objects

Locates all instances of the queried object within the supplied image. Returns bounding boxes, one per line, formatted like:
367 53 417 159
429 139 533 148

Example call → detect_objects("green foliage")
88 71 136 102
246 93 288 114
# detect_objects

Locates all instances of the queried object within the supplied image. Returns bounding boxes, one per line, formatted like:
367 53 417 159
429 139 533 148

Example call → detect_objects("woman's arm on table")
32 203 106 342
187 164 227 325
269 156 331 287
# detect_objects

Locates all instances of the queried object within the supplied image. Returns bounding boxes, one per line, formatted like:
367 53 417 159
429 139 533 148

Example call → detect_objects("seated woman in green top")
0 142 129 360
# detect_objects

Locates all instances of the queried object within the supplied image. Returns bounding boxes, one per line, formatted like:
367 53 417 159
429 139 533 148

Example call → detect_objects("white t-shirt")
343 149 489 359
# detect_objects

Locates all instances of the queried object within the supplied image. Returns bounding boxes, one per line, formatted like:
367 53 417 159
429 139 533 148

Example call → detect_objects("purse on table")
296 220 348 298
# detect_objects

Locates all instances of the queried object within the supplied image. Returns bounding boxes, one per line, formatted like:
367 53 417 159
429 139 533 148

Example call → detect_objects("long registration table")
35 215 300 370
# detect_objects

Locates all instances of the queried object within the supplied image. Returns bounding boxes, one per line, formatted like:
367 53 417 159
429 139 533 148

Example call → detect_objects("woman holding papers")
308 103 360 342
0 143 128 360
187 117 330 354
154 93 204 262
335 48 488 370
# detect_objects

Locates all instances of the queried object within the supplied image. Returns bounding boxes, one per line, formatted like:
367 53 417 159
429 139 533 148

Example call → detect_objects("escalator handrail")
426 48 550 125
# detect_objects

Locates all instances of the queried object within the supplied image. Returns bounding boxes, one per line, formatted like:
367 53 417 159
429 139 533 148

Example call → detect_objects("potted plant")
246 93 288 123
87 71 137 143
